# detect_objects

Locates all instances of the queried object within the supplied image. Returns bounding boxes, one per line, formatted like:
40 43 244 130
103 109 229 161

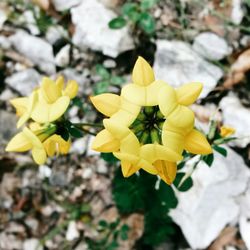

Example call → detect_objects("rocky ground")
1 0 250 250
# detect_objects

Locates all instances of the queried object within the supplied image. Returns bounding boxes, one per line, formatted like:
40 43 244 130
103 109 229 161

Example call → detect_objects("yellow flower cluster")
6 76 78 164
91 57 212 184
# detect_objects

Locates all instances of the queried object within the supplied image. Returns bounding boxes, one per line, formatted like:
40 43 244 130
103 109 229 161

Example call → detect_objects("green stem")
73 122 103 128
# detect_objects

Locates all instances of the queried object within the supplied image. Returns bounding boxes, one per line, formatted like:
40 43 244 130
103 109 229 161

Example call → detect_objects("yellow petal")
63 80 79 99
92 129 120 152
32 147 47 164
140 144 182 163
5 132 32 152
168 105 194 129
43 137 56 157
121 84 146 106
158 85 178 116
23 127 43 148
10 97 28 116
41 77 61 103
220 126 235 137
110 97 140 127
17 91 38 128
120 161 140 177
154 160 177 185
176 82 203 106
120 131 140 154
132 56 155 86
103 119 130 140
145 80 166 106
31 96 70 123
56 75 65 91
184 129 212 154
90 94 120 117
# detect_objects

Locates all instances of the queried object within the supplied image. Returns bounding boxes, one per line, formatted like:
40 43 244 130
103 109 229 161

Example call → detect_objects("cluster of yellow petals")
220 125 235 138
91 57 212 184
6 76 78 164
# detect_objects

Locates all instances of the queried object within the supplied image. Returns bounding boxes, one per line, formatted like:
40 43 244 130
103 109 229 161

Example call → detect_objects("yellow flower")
220 125 235 138
6 127 47 164
91 56 212 184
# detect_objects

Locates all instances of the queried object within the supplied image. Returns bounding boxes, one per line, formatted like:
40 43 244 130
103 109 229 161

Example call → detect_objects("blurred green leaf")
68 126 83 138
140 0 159 10
122 3 140 22
94 81 110 95
110 76 124 85
109 17 127 29
95 64 110 80
120 224 129 240
213 145 227 157
173 173 193 192
101 152 118 163
138 12 156 34
99 220 108 228
202 153 214 167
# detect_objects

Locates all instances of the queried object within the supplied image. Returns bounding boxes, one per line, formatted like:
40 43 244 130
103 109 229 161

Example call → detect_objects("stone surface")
23 238 43 250
5 69 41 96
46 25 68 44
154 40 223 98
219 94 250 147
9 31 55 74
71 0 134 57
52 0 82 11
192 32 232 60
66 221 80 241
0 8 7 30
231 0 244 25
55 44 70 67
170 147 250 249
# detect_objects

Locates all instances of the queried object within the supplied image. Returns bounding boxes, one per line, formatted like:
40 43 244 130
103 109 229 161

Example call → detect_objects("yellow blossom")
91 56 212 184
220 125 235 138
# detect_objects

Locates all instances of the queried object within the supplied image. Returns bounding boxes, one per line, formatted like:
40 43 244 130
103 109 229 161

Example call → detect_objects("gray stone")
0 8 7 30
219 94 250 148
154 40 223 98
46 25 68 44
23 239 43 250
71 0 134 57
231 0 244 25
170 147 250 249
55 44 70 67
5 69 41 96
193 32 232 61
52 0 82 11
9 31 55 74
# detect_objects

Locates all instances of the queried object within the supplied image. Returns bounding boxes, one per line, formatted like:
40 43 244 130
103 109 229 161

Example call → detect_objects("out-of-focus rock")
154 40 223 98
55 44 70 67
192 32 232 61
0 88 16 102
99 0 122 8
23 10 40 35
46 25 68 44
170 147 250 249
220 94 250 147
0 35 11 49
231 0 244 25
5 69 41 95
23 238 43 250
71 0 134 57
38 165 52 179
9 31 55 74
52 0 82 11
0 8 7 30
0 111 17 152
0 232 23 250
66 221 80 241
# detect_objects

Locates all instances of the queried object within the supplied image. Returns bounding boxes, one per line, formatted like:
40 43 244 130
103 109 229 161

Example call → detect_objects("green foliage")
173 173 193 192
108 0 158 35
213 145 227 157
202 153 214 167
113 169 178 246
87 219 129 250
94 64 125 94
101 153 119 164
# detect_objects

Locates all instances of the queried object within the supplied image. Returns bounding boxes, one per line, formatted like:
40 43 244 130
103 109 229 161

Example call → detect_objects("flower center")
130 106 165 144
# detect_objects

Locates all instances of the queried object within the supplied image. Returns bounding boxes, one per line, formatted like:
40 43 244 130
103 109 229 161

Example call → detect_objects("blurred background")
1 0 250 249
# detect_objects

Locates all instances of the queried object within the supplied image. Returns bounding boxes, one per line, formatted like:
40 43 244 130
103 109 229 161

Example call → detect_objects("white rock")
96 159 108 174
219 94 250 148
23 239 43 250
52 0 82 11
23 10 40 35
71 137 89 154
170 147 250 249
55 44 70 67
5 69 41 95
239 216 250 249
46 25 68 44
9 31 55 74
0 35 11 49
71 0 134 57
0 9 7 30
154 40 223 98
193 32 232 60
82 168 93 179
231 0 244 25
38 165 52 179
66 221 80 241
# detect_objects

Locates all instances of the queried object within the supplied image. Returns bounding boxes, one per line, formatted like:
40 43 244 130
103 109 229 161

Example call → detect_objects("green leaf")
110 76 124 85
158 181 178 209
57 127 69 141
122 3 140 22
138 12 156 34
95 64 110 80
173 173 193 192
213 145 227 157
120 224 129 240
108 17 127 29
140 0 159 10
101 153 118 163
94 81 110 95
202 153 214 167
68 126 83 138
99 220 108 228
